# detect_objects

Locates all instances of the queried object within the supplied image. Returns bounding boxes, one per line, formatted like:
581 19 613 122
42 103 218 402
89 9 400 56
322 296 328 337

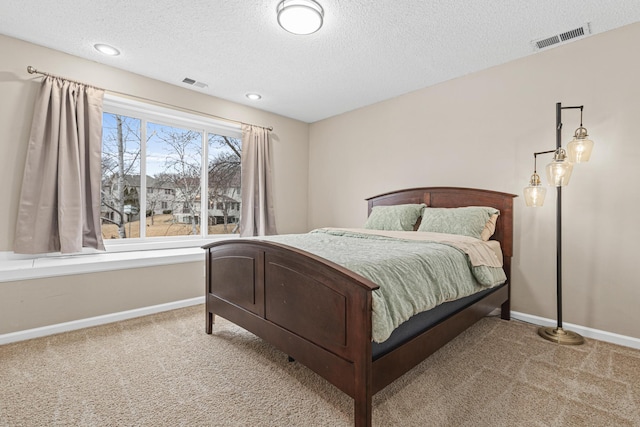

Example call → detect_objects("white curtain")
14 76 105 254
239 124 277 237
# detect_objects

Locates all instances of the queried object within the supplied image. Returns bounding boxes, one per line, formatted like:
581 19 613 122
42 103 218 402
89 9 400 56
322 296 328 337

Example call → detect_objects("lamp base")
538 326 585 345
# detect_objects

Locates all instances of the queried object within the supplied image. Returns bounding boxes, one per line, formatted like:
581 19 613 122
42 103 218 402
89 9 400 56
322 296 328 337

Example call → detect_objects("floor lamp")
523 102 595 345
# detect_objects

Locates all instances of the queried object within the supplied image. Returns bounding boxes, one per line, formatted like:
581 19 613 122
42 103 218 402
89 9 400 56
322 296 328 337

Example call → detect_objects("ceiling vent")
182 77 209 88
532 23 591 51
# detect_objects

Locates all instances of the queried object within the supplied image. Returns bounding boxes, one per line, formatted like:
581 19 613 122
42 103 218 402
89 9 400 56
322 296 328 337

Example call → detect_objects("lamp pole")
556 102 563 331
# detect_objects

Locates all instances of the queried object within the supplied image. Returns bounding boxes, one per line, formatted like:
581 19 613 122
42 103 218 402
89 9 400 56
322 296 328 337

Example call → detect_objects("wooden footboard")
204 239 380 426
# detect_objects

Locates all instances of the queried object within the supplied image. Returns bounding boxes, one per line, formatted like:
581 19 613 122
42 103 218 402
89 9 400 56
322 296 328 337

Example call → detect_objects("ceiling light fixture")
246 93 262 100
277 0 324 35
94 43 120 56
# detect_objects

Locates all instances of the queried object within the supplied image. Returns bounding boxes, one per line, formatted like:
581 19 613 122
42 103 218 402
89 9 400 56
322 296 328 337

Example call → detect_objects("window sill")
0 246 208 283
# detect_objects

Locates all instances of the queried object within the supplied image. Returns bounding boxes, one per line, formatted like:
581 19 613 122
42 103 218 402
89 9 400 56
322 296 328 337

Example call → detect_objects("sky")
102 112 238 177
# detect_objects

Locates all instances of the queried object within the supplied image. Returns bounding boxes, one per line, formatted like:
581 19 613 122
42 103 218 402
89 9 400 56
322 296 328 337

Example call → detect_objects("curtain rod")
26 66 273 132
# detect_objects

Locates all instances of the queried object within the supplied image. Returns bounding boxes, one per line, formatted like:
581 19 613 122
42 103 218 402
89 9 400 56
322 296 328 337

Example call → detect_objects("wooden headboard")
365 187 517 259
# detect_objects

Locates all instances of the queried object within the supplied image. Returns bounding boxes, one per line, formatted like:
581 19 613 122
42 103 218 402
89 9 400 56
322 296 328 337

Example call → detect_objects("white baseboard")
0 296 205 346
2 302 639 351
511 311 640 350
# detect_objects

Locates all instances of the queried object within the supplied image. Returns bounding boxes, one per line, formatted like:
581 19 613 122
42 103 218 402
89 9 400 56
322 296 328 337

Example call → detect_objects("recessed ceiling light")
277 0 324 35
94 43 120 56
246 93 262 101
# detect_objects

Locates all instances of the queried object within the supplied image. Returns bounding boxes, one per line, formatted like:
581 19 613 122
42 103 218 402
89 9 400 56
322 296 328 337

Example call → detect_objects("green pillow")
417 207 499 240
364 204 426 231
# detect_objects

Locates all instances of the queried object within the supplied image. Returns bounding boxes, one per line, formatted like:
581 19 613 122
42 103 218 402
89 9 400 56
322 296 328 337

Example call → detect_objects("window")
100 95 242 247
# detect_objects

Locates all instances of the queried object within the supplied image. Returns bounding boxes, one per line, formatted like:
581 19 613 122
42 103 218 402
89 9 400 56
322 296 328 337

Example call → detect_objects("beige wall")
0 35 309 333
309 23 640 339
0 263 203 334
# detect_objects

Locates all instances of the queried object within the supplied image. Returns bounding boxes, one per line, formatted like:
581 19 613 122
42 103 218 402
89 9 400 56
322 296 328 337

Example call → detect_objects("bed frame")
204 187 516 426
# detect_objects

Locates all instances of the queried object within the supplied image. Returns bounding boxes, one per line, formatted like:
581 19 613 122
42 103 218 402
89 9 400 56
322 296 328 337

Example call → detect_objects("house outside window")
100 94 242 247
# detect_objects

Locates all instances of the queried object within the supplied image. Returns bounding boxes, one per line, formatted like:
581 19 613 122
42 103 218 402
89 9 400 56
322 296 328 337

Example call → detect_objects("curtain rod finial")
27 66 37 74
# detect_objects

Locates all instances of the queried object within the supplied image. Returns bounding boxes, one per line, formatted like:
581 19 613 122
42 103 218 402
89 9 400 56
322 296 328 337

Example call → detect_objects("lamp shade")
567 126 594 163
546 149 573 186
524 173 547 207
277 0 324 35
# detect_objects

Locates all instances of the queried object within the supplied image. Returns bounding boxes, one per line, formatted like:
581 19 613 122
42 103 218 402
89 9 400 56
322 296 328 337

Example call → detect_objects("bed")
203 187 516 427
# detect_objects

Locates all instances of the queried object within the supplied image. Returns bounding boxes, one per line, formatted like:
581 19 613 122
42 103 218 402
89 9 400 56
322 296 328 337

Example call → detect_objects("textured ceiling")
1 1 640 123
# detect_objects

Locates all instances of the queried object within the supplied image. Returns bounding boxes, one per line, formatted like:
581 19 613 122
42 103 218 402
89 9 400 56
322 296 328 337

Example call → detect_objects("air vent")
532 23 591 51
535 35 561 49
559 26 585 41
182 77 209 88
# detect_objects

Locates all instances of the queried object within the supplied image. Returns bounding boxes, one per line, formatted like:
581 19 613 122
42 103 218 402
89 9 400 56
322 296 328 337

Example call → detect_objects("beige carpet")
1 305 639 427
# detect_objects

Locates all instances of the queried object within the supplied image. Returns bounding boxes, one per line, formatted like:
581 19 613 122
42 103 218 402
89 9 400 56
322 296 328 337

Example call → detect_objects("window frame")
102 94 242 252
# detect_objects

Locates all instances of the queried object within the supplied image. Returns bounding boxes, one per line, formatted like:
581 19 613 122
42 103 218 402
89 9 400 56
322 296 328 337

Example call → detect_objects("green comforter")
259 228 506 343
